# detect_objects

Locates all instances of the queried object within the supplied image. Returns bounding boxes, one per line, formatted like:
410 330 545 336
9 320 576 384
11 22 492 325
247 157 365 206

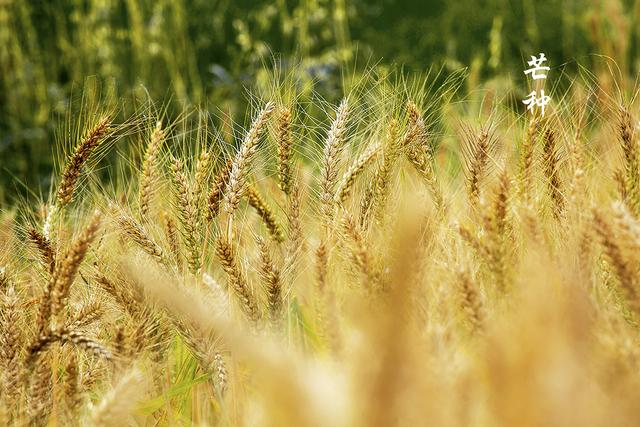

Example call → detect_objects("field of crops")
3 1 640 426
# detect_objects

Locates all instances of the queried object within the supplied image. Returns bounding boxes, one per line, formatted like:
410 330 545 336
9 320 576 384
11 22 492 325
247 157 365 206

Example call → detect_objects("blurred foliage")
1 0 640 204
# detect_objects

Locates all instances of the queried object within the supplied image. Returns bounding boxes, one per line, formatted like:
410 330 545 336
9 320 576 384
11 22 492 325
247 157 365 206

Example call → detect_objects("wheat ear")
361 120 400 223
276 107 295 195
223 101 276 221
465 128 490 209
193 147 213 216
49 210 102 327
64 353 82 413
27 228 55 274
214 237 262 324
542 127 564 217
404 101 444 210
207 160 233 221
335 142 381 204
90 366 146 427
139 121 165 219
319 99 350 226
0 287 22 403
520 118 538 202
57 117 111 208
117 214 168 266
67 299 104 330
457 271 484 333
256 236 283 327
28 353 52 420
341 215 380 287
593 209 639 315
163 212 182 269
619 108 640 214
171 159 201 274
246 184 285 243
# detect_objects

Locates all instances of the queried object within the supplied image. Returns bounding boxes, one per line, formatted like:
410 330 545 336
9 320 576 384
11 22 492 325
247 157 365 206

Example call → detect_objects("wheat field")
1 68 640 426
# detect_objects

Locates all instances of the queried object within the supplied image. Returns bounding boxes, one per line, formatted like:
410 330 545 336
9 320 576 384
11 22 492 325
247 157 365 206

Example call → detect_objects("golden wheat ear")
28 353 52 420
319 99 350 227
49 210 102 327
206 159 233 221
63 352 81 414
90 366 146 427
519 117 539 203
57 117 112 209
246 184 285 243
223 101 276 218
593 208 639 317
341 215 380 289
461 123 496 210
404 101 443 210
335 141 381 204
27 228 55 274
541 126 565 218
457 270 484 333
256 236 283 329
170 158 201 275
115 213 168 267
284 177 304 269
0 286 22 404
214 237 262 325
618 107 640 215
275 106 295 195
139 120 165 220
360 120 402 226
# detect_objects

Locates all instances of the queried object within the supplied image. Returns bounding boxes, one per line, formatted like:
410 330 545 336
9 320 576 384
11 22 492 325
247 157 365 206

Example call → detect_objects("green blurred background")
1 0 639 204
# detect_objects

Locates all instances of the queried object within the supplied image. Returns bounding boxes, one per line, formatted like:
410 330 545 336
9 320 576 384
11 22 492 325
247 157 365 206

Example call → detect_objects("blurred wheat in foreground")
3 69 640 426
